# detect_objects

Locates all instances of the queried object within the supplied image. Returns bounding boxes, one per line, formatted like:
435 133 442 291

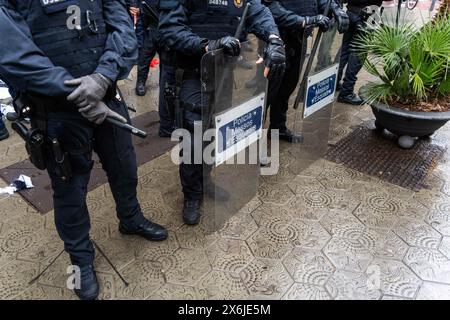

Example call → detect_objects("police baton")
235 2 251 39
293 0 333 110
142 1 160 28
106 117 148 139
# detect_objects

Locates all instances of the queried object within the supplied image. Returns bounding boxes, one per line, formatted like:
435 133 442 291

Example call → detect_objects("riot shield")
201 37 267 232
287 23 343 174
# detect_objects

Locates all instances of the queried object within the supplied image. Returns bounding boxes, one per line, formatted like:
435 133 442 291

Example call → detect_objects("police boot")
119 218 168 241
338 93 364 105
280 129 304 143
182 199 202 226
245 76 258 89
0 127 9 141
237 58 254 70
159 126 174 138
74 265 99 300
135 80 147 96
269 128 304 143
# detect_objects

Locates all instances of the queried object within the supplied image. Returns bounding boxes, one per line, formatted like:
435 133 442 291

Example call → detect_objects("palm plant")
356 14 450 109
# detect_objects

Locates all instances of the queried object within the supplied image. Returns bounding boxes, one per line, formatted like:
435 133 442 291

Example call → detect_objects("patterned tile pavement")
1 5 450 298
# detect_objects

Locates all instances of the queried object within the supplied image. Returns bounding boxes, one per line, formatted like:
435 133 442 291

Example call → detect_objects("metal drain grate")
325 126 446 191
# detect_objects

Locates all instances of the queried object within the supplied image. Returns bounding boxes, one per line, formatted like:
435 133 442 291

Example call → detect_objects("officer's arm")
0 5 74 97
96 0 138 82
246 0 280 41
319 0 342 13
261 0 305 29
158 0 208 55
346 0 383 6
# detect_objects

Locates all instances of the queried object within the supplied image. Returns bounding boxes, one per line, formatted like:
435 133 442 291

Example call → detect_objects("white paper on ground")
0 88 11 101
0 186 17 195
16 175 35 189
0 103 15 116
0 175 35 195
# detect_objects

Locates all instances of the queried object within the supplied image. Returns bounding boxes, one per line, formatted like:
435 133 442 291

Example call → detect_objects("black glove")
305 15 332 32
207 36 241 56
332 6 350 33
263 37 286 82
78 101 127 125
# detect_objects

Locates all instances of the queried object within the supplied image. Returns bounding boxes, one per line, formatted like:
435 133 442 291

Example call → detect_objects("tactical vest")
171 0 247 69
278 0 319 16
187 0 247 41
145 0 159 8
15 0 108 78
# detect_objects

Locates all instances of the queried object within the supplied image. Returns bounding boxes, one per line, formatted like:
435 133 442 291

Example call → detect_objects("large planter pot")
360 86 450 148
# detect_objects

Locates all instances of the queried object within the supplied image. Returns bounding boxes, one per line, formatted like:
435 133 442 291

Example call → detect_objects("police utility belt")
10 91 120 181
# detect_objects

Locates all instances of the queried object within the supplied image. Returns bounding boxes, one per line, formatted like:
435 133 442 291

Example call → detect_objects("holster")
12 93 73 181
164 68 187 130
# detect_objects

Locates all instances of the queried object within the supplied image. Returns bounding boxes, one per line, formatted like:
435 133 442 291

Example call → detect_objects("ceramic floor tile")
282 248 334 286
206 238 255 273
240 258 293 299
282 283 331 300
195 271 250 300
439 237 450 259
323 237 374 273
368 258 422 299
393 219 442 249
325 270 381 300
0 260 40 299
404 247 450 284
416 282 450 300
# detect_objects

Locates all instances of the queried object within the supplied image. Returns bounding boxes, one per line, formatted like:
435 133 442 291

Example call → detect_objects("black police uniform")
158 0 281 223
135 0 158 95
139 0 177 136
0 0 167 270
157 48 177 136
337 0 382 104
263 0 344 135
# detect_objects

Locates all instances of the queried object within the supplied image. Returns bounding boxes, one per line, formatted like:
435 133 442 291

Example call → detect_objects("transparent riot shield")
201 37 267 232
287 22 343 175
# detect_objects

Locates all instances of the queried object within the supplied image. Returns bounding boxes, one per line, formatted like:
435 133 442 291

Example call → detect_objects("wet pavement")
1 2 449 300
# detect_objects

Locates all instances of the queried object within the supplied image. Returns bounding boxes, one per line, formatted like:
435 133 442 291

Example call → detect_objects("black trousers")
46 98 146 266
158 51 176 133
179 77 204 200
178 65 232 200
136 26 157 84
338 11 365 96
269 41 304 131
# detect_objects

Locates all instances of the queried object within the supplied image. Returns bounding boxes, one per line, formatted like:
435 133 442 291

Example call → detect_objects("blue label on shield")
217 105 263 154
306 74 337 109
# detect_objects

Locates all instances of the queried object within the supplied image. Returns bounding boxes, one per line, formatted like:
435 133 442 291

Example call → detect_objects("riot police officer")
263 0 349 142
127 0 175 136
158 0 286 225
0 0 168 300
134 0 159 97
337 0 383 105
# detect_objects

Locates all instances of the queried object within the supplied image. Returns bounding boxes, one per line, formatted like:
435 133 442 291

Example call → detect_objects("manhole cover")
325 126 446 191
